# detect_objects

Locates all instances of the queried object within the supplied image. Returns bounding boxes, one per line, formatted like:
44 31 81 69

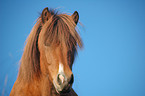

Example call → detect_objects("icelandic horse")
10 7 82 96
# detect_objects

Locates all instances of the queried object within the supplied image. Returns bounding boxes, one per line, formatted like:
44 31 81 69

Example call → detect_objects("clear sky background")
0 0 145 96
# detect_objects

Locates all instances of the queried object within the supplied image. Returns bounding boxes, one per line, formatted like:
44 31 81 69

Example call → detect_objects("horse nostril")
68 74 74 85
57 74 74 86
57 74 65 85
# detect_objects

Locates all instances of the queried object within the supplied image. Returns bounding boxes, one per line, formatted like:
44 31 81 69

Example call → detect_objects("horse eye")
67 50 72 65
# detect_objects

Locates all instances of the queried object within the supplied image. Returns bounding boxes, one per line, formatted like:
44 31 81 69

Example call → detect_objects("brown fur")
10 7 82 96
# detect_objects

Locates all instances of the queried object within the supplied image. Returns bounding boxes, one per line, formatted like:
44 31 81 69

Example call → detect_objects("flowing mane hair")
18 8 83 82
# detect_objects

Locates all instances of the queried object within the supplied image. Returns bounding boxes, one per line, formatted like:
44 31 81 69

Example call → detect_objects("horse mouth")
58 89 71 94
53 80 72 94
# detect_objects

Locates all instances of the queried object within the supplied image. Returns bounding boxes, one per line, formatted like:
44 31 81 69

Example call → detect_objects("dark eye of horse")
67 50 72 66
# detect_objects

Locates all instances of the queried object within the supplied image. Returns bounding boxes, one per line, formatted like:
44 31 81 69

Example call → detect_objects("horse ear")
41 7 51 24
71 11 79 24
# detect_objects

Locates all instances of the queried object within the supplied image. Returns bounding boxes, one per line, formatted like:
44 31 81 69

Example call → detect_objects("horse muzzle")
53 73 74 94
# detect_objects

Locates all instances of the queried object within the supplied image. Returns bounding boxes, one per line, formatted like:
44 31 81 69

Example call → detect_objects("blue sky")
0 0 145 96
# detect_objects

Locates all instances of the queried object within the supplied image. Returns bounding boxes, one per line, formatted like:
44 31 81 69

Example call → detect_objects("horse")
10 7 82 96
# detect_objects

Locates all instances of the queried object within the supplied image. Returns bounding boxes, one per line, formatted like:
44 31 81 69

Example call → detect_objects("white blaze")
58 63 65 83
59 63 64 73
